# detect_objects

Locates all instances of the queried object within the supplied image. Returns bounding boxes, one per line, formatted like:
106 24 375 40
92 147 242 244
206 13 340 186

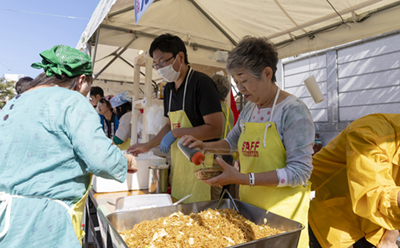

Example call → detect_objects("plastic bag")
137 113 143 143
145 104 166 135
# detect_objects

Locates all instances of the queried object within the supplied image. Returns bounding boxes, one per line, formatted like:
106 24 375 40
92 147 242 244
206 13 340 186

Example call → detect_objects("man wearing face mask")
128 33 223 203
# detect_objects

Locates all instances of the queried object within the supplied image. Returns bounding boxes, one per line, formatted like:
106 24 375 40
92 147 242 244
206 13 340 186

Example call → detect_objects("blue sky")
0 0 100 78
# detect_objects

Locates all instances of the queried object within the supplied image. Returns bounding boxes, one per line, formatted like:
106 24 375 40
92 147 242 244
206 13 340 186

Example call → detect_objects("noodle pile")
120 208 281 248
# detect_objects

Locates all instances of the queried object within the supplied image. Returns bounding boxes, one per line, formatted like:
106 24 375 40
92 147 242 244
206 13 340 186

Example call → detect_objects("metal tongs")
217 189 240 214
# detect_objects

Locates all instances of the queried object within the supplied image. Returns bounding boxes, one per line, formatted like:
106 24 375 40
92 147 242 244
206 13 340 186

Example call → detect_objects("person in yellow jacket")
309 113 400 248
181 36 315 248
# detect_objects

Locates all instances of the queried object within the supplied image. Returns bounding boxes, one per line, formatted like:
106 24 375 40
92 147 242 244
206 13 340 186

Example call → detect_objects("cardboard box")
92 154 167 193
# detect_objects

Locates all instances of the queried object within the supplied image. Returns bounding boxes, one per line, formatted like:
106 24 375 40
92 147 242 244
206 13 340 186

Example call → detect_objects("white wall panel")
338 33 400 63
284 54 327 76
339 69 400 92
339 86 400 106
285 69 327 88
286 82 327 99
338 51 400 78
310 109 328 122
340 103 400 121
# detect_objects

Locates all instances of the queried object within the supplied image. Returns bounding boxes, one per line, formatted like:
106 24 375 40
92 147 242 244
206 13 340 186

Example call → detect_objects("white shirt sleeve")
115 112 132 142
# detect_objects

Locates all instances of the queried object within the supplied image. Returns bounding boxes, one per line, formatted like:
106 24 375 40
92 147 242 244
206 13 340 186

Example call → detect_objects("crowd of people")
0 33 399 248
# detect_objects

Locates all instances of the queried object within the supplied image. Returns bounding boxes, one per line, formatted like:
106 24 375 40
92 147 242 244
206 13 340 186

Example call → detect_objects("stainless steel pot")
107 191 303 248
148 164 169 193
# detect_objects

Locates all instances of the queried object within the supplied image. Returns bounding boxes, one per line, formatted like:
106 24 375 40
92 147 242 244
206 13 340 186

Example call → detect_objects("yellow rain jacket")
309 113 400 248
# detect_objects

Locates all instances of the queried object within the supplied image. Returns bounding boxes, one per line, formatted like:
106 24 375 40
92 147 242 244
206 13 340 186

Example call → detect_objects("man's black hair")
149 33 189 65
15 76 33 94
90 86 104 98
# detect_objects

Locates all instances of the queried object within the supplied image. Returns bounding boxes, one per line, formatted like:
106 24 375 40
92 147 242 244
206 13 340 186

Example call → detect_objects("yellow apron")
221 102 232 138
70 174 93 245
168 68 213 203
0 174 92 246
238 88 311 248
117 138 131 150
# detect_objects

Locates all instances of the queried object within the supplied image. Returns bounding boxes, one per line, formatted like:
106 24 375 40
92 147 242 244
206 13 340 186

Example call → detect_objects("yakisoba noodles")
120 208 281 248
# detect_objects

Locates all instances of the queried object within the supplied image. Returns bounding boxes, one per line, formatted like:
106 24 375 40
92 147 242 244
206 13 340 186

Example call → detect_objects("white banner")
135 0 154 25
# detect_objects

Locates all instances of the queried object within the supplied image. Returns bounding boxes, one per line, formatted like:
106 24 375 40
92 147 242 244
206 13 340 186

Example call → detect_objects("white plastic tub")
92 152 167 193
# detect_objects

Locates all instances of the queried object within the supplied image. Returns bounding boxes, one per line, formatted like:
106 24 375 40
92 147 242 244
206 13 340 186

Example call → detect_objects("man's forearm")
172 125 221 141
148 124 171 148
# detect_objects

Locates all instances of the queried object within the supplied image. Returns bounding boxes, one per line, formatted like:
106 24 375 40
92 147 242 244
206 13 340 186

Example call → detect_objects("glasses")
152 56 174 69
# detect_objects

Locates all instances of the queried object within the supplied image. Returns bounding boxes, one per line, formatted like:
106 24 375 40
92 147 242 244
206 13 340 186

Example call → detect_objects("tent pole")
99 24 229 52
131 54 144 145
118 56 157 87
274 1 400 50
91 29 100 70
94 36 137 79
188 0 237 46
107 5 135 18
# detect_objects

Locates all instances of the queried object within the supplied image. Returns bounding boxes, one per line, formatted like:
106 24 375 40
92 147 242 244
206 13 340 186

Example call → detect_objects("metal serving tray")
106 193 303 248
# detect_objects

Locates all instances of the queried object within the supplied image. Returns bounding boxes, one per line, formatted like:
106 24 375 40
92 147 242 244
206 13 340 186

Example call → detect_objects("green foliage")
0 77 16 108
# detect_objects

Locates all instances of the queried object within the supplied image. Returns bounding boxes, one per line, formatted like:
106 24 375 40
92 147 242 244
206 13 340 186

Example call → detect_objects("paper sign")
135 0 154 25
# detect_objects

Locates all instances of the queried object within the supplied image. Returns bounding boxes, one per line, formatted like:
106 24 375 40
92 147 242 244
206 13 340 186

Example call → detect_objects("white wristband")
248 173 255 187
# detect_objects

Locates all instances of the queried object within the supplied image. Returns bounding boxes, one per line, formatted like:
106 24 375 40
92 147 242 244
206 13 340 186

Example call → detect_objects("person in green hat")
0 45 138 247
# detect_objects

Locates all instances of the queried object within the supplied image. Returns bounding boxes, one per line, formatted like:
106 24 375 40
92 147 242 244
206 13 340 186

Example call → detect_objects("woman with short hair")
181 36 315 248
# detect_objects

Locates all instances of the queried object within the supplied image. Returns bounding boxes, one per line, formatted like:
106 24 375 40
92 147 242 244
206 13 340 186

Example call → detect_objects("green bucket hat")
31 45 93 77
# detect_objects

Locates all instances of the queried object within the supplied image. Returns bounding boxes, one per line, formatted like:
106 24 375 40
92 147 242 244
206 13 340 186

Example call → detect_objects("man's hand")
159 131 176 154
377 230 399 248
127 142 151 157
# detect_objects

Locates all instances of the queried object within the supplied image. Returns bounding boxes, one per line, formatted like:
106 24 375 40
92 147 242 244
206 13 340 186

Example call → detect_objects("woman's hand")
377 230 399 248
180 135 205 150
127 142 150 157
124 153 138 174
202 157 244 186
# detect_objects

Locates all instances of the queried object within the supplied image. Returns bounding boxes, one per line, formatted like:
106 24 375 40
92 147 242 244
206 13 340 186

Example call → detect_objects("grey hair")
226 36 278 82
211 74 231 100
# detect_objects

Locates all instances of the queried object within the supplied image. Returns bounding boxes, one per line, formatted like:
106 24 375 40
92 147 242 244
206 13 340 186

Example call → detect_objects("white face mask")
157 55 182 82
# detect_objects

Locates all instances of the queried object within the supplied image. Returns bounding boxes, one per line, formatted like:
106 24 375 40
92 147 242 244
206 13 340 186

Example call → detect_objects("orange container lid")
192 152 205 165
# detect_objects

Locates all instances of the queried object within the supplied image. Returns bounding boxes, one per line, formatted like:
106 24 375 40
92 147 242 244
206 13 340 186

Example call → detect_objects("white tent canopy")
78 0 400 62
76 0 400 144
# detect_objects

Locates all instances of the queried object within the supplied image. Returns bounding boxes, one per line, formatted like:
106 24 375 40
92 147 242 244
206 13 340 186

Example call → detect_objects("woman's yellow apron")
70 174 93 244
238 88 311 248
168 68 213 203
0 174 92 246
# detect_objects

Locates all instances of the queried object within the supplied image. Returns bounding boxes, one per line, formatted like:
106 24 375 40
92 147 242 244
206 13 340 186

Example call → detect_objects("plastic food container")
193 148 238 180
194 167 223 180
